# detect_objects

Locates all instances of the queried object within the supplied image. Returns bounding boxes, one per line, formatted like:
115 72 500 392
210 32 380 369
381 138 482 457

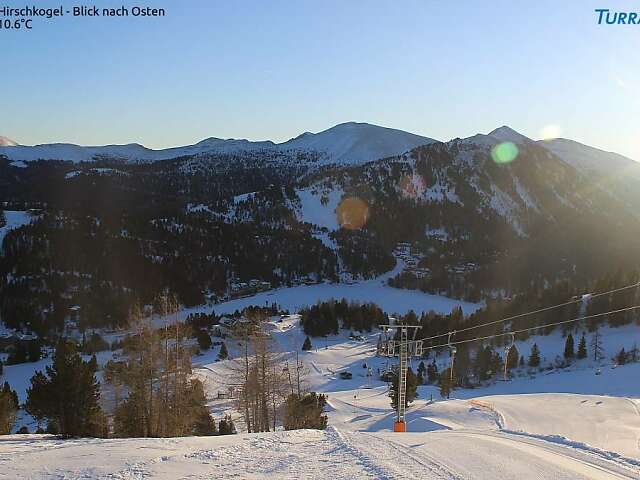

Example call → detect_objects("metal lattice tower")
379 322 422 432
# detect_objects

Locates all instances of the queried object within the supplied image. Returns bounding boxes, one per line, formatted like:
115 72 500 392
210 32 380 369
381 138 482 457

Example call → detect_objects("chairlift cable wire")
419 281 640 343
422 304 640 351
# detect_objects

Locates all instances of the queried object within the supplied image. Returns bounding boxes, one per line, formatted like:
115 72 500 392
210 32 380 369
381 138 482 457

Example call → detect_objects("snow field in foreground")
1 426 638 479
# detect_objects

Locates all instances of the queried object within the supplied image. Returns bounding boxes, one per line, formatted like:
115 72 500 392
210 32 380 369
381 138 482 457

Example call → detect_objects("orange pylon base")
393 421 406 432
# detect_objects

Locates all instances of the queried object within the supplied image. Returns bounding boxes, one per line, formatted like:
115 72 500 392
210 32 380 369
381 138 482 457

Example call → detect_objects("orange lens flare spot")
336 197 369 230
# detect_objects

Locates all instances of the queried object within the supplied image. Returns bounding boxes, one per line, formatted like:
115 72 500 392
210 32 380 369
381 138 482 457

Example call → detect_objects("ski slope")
2 281 639 478
2 320 639 478
1 426 637 479
191 316 640 469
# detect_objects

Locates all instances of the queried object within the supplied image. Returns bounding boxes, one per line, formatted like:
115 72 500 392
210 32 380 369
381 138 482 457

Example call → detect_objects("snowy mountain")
0 122 435 166
541 138 640 208
289 125 640 293
281 122 436 165
541 138 639 176
0 139 274 164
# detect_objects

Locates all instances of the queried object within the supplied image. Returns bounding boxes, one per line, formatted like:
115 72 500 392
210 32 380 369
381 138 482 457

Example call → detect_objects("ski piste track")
1 427 638 479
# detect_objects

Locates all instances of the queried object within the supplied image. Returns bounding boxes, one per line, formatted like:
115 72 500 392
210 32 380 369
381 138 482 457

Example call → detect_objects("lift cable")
422 304 640 351
419 281 640 343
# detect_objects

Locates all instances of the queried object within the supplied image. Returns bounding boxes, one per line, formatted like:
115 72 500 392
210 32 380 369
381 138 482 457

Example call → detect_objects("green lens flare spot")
491 142 519 164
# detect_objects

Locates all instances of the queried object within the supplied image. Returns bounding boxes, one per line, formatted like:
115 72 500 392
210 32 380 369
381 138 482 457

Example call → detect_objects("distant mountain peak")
488 126 531 143
0 136 18 147
281 122 437 164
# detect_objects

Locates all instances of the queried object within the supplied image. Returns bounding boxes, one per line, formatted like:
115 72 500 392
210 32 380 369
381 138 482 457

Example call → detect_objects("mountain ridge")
0 122 436 166
2 123 638 183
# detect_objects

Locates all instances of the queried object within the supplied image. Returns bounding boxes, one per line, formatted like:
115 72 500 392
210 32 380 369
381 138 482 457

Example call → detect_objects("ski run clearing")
2 317 639 478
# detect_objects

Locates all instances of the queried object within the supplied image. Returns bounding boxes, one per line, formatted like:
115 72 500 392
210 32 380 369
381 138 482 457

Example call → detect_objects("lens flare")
336 197 369 230
539 125 562 141
491 142 519 164
399 174 426 199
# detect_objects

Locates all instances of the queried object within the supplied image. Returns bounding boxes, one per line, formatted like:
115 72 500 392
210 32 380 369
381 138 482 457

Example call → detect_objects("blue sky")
2 0 640 159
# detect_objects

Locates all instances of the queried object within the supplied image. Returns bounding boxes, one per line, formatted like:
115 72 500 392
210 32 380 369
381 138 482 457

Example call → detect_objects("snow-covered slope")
459 125 532 147
542 138 639 177
488 125 532 144
282 122 436 165
4 321 639 479
541 138 640 208
2 426 637 479
0 122 435 166
0 139 276 164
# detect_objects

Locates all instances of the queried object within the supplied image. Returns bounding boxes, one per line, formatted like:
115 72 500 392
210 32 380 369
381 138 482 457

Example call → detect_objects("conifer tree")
506 345 519 370
283 392 328 430
576 334 587 359
416 361 426 385
302 336 312 351
616 348 628 365
528 343 541 367
427 360 438 384
564 333 575 360
218 414 236 435
190 379 216 436
218 342 228 360
0 382 18 434
389 368 418 409
25 340 104 437
439 367 453 399
591 329 605 362
195 329 212 351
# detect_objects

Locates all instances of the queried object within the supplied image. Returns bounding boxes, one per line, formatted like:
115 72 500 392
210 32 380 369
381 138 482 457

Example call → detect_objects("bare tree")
231 312 289 432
